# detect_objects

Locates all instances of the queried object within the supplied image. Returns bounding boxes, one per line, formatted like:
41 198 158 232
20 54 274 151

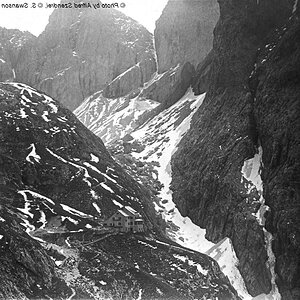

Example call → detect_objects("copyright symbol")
38 2 43 8
120 2 125 8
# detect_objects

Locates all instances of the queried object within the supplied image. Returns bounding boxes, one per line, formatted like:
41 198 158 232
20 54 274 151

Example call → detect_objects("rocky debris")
171 0 296 297
252 8 300 299
74 89 160 144
14 0 156 110
0 27 35 82
0 202 71 299
68 230 240 300
154 0 219 73
74 62 194 144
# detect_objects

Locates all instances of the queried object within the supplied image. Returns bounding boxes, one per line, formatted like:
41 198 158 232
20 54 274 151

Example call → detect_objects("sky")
0 0 168 36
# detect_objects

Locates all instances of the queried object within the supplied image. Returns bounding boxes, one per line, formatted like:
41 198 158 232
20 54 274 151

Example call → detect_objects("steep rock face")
171 0 295 297
0 27 35 82
102 58 156 99
252 9 300 299
140 62 195 106
154 0 219 73
15 0 156 110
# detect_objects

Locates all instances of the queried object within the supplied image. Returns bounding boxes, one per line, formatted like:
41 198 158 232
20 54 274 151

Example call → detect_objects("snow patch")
241 146 281 299
100 182 114 194
20 218 36 234
83 162 117 184
206 238 251 299
241 146 263 193
39 210 47 229
156 287 163 295
17 190 34 218
90 153 99 163
22 190 55 205
92 202 101 215
131 89 213 253
136 289 142 300
61 216 79 225
19 107 28 118
293 0 298 13
173 254 208 276
42 111 51 122
26 143 41 164
112 199 123 208
61 204 92 218
138 240 157 249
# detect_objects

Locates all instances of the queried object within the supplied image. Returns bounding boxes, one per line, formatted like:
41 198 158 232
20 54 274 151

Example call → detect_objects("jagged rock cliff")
171 0 298 298
154 0 219 73
15 0 156 110
252 8 300 299
0 27 35 82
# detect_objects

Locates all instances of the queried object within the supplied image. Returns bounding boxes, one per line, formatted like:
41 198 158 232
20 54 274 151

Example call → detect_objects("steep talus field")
0 27 35 82
74 90 159 144
0 82 240 299
154 0 219 73
75 62 195 144
14 0 156 110
172 0 299 298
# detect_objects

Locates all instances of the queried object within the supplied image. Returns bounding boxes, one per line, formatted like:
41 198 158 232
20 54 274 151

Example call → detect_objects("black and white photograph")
0 0 299 299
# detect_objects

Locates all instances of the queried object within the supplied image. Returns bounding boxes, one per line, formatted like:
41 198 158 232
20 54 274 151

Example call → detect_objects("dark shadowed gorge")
172 0 300 298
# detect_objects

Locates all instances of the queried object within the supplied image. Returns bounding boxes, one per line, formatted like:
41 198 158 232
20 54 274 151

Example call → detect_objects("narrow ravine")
242 146 281 300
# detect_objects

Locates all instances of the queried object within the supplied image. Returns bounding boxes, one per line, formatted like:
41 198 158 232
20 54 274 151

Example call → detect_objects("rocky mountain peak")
0 27 35 82
14 0 156 110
